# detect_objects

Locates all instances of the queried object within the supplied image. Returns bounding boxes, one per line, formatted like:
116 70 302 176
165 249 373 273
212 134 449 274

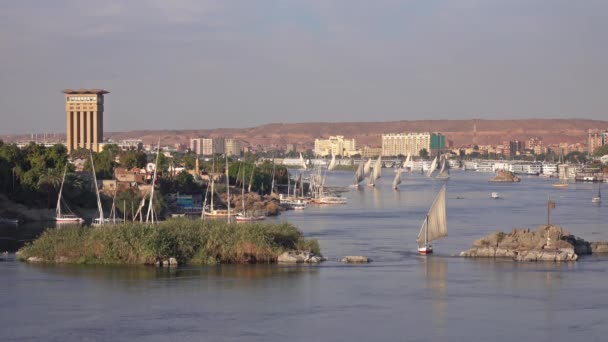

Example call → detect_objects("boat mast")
146 139 160 224
226 154 231 223
56 166 67 217
90 151 104 223
425 215 429 247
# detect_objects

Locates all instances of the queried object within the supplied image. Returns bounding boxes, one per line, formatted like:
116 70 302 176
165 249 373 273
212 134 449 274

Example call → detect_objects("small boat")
592 185 601 204
552 180 569 188
235 213 266 222
491 192 500 199
417 185 447 254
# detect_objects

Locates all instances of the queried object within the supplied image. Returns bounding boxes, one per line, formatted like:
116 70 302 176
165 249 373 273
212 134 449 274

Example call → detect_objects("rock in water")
460 225 590 262
591 241 608 254
340 256 371 263
489 170 521 183
278 251 325 264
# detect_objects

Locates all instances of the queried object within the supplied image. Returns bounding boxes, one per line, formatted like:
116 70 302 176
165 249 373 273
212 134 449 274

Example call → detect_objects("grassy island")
18 219 320 265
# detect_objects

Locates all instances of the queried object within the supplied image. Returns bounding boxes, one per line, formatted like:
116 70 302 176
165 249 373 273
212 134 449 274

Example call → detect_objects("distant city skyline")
1 1 607 135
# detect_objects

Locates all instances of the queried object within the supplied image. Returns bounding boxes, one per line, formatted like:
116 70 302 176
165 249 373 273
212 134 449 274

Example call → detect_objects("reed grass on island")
17 219 320 265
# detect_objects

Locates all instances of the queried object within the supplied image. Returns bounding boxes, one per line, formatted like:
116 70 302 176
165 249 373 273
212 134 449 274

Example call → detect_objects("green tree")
419 148 429 159
593 145 608 157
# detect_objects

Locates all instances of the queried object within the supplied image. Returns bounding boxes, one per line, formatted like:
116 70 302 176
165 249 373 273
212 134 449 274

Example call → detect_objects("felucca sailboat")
392 169 402 190
368 155 382 187
417 185 447 254
55 165 84 222
351 159 365 187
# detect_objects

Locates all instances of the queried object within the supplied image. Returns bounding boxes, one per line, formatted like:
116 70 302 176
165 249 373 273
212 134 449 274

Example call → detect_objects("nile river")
2 170 608 341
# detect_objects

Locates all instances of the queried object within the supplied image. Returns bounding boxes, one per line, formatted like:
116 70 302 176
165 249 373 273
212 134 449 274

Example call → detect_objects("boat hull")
55 217 84 222
418 246 433 255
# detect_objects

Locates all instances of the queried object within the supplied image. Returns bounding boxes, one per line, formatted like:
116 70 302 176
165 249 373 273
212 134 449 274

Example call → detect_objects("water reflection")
26 263 320 285
419 256 448 332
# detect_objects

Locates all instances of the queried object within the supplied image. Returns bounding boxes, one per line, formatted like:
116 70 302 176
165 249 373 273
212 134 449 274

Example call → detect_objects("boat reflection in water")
420 256 448 333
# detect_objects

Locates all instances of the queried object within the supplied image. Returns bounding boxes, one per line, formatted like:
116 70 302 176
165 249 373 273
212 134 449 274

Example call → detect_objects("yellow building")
63 89 109 153
314 136 357 157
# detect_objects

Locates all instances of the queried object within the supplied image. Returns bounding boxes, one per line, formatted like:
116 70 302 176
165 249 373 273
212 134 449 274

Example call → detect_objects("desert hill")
3 119 606 148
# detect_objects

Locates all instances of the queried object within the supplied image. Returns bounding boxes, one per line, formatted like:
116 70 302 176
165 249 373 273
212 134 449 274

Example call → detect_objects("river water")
2 170 608 341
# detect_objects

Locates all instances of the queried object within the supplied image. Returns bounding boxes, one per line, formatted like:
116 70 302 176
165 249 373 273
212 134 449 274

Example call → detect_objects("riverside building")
314 136 357 157
63 89 109 153
381 132 445 157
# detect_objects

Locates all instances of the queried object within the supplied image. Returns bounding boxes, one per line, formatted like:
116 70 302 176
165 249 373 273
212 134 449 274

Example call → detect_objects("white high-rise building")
382 133 431 157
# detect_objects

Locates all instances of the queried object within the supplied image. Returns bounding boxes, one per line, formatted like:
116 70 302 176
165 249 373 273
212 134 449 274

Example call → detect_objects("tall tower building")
63 89 109 153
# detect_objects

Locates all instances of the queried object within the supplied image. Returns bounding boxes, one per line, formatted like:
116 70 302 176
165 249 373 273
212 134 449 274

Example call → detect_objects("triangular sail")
372 156 382 181
363 158 372 176
403 154 411 169
417 185 447 245
299 153 307 169
436 157 449 179
327 153 337 171
353 159 365 185
427 156 438 177
392 169 402 189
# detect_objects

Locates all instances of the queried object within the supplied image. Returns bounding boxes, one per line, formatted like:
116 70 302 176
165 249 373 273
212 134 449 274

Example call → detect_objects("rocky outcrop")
489 170 521 183
340 256 371 263
591 241 608 253
277 251 326 264
155 257 179 267
460 225 591 262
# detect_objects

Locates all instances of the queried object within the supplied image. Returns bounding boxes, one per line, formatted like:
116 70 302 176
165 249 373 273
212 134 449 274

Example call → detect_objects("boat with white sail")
351 159 366 187
426 156 438 177
435 156 449 180
367 155 382 187
55 165 84 222
392 169 402 190
416 185 447 254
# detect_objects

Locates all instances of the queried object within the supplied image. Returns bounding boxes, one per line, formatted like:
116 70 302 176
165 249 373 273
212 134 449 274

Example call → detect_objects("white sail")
403 154 411 169
327 153 337 171
373 156 382 180
427 156 438 177
392 169 402 189
368 155 382 186
299 153 307 169
363 158 372 176
417 185 447 246
436 157 449 179
353 159 365 185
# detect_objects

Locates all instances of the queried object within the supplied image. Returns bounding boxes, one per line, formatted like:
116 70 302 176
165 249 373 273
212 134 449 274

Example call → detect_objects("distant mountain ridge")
3 119 607 148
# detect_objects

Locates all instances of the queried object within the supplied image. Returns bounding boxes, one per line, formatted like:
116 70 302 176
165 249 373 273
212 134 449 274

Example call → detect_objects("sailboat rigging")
417 185 448 254
368 155 382 187
392 169 402 190
55 165 84 222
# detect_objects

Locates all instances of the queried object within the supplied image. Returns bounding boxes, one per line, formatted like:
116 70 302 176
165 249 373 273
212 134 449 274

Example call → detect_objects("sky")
1 0 607 135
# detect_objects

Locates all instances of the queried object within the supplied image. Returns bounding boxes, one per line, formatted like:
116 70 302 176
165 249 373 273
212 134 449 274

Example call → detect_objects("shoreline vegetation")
17 219 321 266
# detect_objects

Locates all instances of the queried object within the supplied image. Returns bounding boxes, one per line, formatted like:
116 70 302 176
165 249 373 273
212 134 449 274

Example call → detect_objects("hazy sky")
1 0 607 134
